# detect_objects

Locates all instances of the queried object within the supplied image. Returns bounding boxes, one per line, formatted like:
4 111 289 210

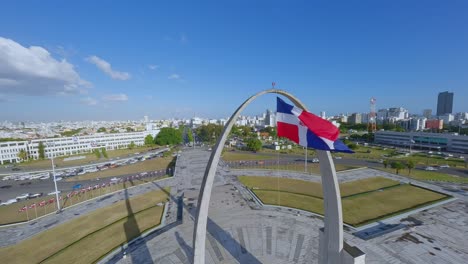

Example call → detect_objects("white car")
312 158 320 163
439 165 450 168
55 177 63 181
425 166 437 171
16 193 30 200
47 191 61 196
0 198 18 206
334 156 342 160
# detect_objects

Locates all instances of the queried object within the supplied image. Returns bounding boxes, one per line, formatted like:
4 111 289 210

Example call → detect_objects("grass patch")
231 162 358 174
0 188 168 264
239 176 400 198
242 176 449 226
67 156 174 181
255 190 324 214
341 184 448 226
379 168 468 183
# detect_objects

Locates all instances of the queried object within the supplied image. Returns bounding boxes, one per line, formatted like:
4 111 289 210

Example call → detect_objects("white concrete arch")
192 89 344 264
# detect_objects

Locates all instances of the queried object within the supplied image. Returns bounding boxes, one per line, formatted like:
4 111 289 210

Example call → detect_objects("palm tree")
407 160 415 175
18 149 28 162
383 159 389 168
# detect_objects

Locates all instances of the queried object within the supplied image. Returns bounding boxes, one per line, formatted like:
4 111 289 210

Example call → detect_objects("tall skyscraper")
437 91 454 116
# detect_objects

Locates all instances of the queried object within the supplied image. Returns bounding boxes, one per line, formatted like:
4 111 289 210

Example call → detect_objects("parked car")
312 158 320 163
425 166 437 171
29 193 43 199
0 198 18 206
47 191 61 196
16 193 30 200
12 167 21 171
439 165 450 168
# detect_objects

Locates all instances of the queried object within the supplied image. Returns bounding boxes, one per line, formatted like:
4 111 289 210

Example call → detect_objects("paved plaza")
1 148 467 263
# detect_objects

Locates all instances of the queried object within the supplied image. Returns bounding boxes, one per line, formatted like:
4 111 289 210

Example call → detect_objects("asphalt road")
225 151 468 178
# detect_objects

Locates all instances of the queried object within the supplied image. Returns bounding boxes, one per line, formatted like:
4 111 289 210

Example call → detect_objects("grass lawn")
0 175 168 225
231 162 358 174
241 176 449 226
17 155 99 170
255 190 324 214
239 176 323 198
222 151 275 161
105 146 155 159
379 168 468 183
67 156 174 181
342 184 447 226
239 176 400 198
0 188 169 264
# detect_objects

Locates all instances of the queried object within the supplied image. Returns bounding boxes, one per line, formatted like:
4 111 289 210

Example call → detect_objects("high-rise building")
349 113 362 124
437 91 454 116
423 109 432 119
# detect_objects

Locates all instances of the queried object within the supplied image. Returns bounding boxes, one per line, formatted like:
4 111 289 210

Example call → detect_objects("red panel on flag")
277 122 299 144
298 111 339 141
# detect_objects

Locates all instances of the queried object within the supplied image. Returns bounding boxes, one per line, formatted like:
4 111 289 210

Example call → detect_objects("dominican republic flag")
276 97 353 153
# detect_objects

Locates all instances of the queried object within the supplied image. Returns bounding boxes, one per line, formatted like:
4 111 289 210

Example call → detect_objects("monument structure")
192 89 365 264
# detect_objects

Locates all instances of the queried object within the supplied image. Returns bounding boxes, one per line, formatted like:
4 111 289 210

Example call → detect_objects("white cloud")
103 93 128 102
80 97 98 105
0 37 91 96
168 74 181 80
86 56 131 80
148 65 159 70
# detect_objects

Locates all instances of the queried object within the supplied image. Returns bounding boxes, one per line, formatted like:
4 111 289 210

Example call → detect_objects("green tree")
93 149 101 159
260 127 277 138
18 149 28 161
187 128 194 143
126 127 134 132
246 138 262 152
347 143 358 150
391 161 405 174
38 142 45 159
101 147 108 158
97 127 107 133
128 141 136 149
154 127 183 145
195 124 223 143
383 159 389 168
144 134 154 146
407 160 415 175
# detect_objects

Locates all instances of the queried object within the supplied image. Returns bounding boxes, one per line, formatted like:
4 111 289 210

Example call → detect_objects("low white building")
0 130 160 164
0 141 29 164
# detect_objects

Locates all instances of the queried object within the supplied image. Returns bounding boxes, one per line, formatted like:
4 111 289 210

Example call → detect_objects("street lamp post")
47 143 61 211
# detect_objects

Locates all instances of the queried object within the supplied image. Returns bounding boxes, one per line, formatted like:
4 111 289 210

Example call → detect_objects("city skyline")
1 1 467 121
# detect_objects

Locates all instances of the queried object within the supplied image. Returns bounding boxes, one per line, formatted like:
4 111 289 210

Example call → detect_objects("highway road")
224 151 468 178
0 148 171 203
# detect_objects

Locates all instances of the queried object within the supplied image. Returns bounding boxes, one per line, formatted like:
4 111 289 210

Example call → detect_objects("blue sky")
0 0 467 121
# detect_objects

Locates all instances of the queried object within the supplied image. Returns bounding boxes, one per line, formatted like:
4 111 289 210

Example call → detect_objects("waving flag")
276 97 353 153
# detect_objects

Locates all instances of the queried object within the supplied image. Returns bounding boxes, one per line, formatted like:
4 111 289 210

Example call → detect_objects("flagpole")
34 204 37 219
305 147 308 173
25 204 29 222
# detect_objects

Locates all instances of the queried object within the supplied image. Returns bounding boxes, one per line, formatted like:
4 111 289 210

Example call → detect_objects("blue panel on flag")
277 97 294 114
